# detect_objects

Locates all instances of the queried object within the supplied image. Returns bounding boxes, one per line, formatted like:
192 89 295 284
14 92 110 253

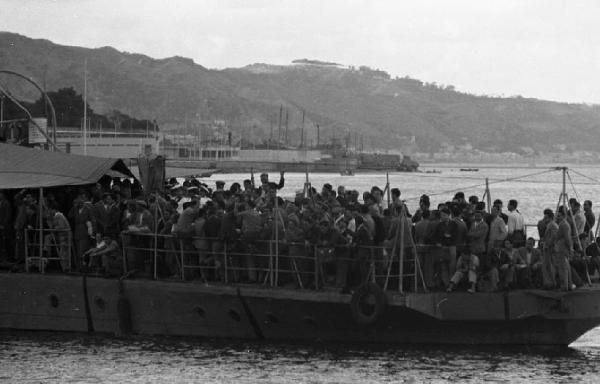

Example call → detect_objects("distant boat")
460 168 479 172
340 169 355 176
425 169 441 174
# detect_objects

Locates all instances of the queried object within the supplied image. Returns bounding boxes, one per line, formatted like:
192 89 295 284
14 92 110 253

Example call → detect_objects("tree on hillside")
32 87 93 127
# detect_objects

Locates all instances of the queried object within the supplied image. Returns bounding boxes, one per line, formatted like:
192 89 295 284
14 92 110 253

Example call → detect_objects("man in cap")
447 246 479 293
93 192 120 239
258 171 285 197
44 203 71 272
83 235 121 276
431 206 458 287
123 199 154 274
554 206 574 291
0 190 12 262
69 190 96 271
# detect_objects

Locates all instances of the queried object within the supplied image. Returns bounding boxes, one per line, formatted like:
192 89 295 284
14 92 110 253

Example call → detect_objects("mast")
278 105 282 150
83 58 87 155
269 114 273 149
284 109 289 146
301 110 305 148
316 124 320 148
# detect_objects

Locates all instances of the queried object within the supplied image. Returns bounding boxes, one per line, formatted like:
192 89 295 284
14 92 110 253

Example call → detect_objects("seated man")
498 239 526 289
447 246 479 293
585 237 600 279
83 235 122 276
516 237 543 288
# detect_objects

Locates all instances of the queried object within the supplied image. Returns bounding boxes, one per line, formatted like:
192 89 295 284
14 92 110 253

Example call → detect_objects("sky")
2 0 600 104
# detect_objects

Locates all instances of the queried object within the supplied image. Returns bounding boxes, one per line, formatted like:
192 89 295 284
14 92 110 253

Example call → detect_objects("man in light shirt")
488 205 508 251
507 199 526 247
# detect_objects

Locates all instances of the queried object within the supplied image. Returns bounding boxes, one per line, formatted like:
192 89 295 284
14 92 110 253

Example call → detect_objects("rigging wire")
567 171 581 201
396 167 585 185
403 168 558 202
568 168 600 185
399 167 600 188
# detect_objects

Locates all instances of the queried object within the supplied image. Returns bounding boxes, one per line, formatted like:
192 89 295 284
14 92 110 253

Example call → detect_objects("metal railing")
119 231 426 292
24 228 72 273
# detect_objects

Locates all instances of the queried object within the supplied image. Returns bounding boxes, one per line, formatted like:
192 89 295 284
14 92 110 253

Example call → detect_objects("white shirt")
177 197 191 214
507 209 525 234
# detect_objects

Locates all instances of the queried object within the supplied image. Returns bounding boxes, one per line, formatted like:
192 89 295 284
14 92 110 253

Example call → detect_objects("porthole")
49 294 59 308
194 306 206 318
228 309 241 322
302 316 317 327
265 312 279 324
94 297 106 311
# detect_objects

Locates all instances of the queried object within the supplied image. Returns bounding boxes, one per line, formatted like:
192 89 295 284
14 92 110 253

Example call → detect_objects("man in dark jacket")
94 192 120 239
0 191 12 261
431 207 458 287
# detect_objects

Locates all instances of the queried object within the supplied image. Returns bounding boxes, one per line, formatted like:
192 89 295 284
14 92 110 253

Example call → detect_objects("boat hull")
1 273 599 345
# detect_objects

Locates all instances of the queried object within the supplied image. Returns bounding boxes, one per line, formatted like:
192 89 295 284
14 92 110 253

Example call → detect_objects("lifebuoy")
350 283 387 325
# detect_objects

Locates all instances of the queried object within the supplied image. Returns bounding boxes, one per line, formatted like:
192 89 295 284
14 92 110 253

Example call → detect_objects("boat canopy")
0 143 134 189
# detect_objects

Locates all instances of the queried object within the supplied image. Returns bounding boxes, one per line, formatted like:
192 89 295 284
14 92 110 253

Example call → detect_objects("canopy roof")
0 143 134 189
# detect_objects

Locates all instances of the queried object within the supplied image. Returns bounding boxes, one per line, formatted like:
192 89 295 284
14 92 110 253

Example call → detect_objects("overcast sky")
2 0 600 104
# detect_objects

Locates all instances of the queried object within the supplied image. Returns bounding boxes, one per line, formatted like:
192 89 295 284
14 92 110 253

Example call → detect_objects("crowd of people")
0 170 599 294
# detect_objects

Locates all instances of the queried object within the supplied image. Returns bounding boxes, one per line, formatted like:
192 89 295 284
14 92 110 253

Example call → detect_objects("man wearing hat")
198 185 212 207
431 206 458 287
93 192 120 239
83 235 122 276
258 171 285 197
123 199 154 274
212 181 226 205
127 200 153 233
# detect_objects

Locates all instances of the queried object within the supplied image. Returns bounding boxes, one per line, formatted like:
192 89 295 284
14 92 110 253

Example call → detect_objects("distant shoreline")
418 162 600 169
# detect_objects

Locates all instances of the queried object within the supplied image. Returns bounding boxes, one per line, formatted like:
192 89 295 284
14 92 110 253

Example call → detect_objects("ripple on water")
3 330 600 383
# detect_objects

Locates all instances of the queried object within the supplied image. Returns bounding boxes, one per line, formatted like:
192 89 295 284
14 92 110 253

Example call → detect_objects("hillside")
1 31 600 154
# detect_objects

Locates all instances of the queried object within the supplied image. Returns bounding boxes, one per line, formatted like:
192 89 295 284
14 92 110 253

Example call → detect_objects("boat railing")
24 228 72 273
119 231 427 293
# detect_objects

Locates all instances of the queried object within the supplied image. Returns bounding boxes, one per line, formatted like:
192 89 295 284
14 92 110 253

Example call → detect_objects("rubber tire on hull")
350 283 387 325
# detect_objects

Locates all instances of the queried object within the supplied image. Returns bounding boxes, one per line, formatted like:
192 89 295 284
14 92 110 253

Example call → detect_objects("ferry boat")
0 144 599 346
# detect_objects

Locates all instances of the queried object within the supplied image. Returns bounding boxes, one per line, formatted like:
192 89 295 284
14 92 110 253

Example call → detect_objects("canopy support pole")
38 187 44 271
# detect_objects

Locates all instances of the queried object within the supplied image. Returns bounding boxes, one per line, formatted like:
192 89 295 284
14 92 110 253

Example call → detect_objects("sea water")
3 165 600 383
2 329 599 383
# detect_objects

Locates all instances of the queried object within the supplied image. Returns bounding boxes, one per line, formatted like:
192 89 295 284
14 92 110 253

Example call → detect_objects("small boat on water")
340 169 355 176
460 168 479 172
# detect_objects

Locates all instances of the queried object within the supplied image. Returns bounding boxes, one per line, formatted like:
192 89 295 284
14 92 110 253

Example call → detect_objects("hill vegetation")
1 31 600 154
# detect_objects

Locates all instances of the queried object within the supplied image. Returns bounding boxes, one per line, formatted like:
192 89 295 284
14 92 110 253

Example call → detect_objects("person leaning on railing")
234 200 263 283
0 191 12 262
121 199 153 275
430 207 458 289
44 203 71 272
82 235 121 276
68 190 96 271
